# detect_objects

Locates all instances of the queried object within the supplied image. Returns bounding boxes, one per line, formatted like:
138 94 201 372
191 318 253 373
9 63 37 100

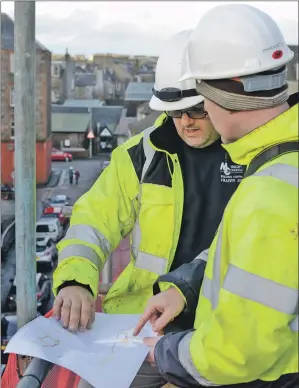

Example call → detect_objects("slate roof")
75 73 96 87
114 117 136 136
52 112 90 133
52 105 89 114
124 82 154 101
137 102 152 115
129 111 161 135
62 99 105 108
92 106 123 133
1 13 50 52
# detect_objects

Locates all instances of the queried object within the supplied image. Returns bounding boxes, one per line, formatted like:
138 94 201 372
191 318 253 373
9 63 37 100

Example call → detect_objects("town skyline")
1 1 298 56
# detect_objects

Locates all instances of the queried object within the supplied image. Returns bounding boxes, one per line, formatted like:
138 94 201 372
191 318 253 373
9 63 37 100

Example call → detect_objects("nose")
180 112 195 127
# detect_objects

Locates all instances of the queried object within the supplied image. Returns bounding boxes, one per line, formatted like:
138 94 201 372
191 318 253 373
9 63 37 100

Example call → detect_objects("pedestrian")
134 4 298 388
53 30 245 387
75 169 80 185
68 166 74 185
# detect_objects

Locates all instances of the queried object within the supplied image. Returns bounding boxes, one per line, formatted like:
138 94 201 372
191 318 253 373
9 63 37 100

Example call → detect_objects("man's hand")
133 287 185 336
143 337 162 366
53 286 95 332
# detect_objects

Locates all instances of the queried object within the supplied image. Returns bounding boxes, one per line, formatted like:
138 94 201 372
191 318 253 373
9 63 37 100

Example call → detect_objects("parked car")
51 148 73 162
42 206 67 227
36 218 64 242
1 185 14 200
1 220 15 260
36 237 58 272
45 194 70 208
1 314 17 364
4 274 51 315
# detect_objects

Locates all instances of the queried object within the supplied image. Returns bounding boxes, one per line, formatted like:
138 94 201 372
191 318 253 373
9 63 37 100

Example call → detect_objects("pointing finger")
133 306 157 336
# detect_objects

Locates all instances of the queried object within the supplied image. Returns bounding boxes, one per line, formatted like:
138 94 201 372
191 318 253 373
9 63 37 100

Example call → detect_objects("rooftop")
52 105 88 114
92 106 123 133
52 112 90 133
62 99 105 108
124 82 154 102
129 111 161 135
75 73 97 87
1 13 50 52
114 117 136 136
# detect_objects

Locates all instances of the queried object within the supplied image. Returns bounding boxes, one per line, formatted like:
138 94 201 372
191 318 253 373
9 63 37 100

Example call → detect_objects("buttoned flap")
140 183 174 205
135 183 175 264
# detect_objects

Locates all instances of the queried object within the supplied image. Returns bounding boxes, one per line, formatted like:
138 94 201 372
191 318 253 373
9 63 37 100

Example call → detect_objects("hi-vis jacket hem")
153 95 299 387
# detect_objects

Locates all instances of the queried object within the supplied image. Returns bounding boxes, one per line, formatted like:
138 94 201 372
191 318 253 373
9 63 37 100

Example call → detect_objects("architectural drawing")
35 335 60 347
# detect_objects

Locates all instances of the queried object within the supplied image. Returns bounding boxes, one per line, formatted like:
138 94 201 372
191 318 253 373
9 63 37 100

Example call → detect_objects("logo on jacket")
220 162 243 183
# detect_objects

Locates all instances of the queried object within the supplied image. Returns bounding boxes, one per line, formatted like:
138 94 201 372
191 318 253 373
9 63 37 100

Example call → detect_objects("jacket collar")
149 114 184 154
222 93 299 166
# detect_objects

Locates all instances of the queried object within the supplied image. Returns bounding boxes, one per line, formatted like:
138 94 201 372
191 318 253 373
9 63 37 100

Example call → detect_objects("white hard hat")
150 30 204 111
180 4 294 81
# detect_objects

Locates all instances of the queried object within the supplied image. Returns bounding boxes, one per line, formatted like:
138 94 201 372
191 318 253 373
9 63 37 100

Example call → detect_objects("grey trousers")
77 361 166 388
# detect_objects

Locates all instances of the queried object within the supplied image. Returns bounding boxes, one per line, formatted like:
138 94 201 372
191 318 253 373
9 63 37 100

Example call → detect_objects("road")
1 156 108 310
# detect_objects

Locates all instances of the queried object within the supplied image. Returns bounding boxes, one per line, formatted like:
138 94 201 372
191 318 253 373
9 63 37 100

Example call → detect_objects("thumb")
152 310 175 333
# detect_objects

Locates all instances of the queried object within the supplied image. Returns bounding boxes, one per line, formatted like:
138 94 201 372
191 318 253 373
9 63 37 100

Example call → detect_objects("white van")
36 218 64 242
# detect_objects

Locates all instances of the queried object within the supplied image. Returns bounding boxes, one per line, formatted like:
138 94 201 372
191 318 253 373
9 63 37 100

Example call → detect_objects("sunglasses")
166 105 209 119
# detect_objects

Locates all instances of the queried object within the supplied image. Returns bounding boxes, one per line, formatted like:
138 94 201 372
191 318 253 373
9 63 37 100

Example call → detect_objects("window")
36 225 50 233
52 64 60 77
10 53 14 73
10 87 14 107
11 108 15 139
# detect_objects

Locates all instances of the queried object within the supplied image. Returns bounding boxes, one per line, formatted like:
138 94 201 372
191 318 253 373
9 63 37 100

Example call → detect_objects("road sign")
87 131 94 139
100 128 112 137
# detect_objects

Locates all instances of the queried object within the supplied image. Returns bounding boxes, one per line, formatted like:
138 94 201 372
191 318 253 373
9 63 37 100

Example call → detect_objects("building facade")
1 13 52 185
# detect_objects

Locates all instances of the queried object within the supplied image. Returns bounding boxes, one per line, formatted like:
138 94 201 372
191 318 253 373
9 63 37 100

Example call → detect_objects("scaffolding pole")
14 1 37 329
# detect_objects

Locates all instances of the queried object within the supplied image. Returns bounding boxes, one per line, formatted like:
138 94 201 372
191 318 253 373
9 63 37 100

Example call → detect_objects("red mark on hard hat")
272 50 283 59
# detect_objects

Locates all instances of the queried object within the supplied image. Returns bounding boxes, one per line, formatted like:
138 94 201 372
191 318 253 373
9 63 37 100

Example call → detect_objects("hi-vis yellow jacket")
53 114 186 314
153 98 298 387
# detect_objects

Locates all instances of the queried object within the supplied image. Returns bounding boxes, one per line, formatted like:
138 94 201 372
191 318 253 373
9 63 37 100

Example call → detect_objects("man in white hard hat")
134 4 298 388
51 30 244 387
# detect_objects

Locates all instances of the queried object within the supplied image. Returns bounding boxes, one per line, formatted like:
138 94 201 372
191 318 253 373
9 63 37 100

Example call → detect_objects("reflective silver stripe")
131 127 166 275
211 222 223 310
141 126 156 183
200 276 212 301
134 251 167 275
254 163 298 188
194 249 209 262
223 264 298 315
59 244 101 269
178 332 219 386
64 224 111 256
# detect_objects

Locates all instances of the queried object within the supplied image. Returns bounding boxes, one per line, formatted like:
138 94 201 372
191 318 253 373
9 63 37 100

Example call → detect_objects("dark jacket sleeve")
153 250 208 328
154 330 200 388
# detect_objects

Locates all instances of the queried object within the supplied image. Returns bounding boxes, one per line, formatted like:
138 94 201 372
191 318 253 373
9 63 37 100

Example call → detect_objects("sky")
1 1 298 56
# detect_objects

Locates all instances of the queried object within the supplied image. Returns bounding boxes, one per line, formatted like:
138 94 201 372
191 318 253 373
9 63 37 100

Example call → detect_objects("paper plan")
5 313 157 388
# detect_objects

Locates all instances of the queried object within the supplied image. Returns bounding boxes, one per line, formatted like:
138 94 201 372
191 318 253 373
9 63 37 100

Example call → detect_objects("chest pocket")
131 183 174 275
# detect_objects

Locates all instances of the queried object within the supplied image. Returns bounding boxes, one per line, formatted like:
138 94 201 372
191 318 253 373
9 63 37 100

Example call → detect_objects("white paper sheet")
5 313 157 388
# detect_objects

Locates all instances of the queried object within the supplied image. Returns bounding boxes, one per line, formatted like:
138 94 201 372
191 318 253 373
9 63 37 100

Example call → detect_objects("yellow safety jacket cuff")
158 282 187 305
53 258 99 299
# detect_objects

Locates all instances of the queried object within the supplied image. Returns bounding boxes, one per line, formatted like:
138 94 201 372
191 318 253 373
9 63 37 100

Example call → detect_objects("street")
1 156 108 310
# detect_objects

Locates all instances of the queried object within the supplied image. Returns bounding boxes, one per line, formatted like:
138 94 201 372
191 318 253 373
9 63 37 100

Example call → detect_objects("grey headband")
196 81 289 111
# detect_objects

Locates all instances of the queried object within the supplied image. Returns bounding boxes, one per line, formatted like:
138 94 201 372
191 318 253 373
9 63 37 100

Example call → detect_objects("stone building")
1 13 52 185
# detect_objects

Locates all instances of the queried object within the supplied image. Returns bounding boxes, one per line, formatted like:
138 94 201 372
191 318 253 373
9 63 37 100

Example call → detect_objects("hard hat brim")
149 94 204 111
